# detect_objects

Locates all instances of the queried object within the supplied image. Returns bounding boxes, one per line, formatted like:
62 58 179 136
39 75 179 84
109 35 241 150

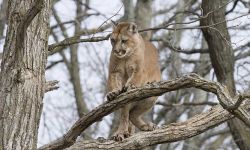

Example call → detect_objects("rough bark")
201 0 250 149
0 0 51 149
39 74 250 150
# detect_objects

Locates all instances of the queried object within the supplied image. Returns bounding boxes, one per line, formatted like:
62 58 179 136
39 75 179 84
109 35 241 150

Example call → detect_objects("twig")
92 5 123 38
46 60 64 70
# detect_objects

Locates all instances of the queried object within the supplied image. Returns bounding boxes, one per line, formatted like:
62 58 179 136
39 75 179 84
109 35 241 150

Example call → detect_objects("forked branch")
39 73 250 150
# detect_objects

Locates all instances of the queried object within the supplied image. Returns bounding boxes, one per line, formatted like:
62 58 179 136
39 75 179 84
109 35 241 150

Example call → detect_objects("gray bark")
201 0 250 149
0 0 51 149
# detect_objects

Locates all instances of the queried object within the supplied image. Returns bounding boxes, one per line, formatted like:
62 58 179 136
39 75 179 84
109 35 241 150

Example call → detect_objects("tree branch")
22 0 45 32
39 73 250 150
65 105 232 150
15 0 45 64
47 11 249 56
48 34 110 55
46 60 64 70
45 80 59 92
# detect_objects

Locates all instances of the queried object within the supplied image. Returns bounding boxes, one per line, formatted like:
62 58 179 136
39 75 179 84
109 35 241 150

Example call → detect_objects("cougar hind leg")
112 104 131 141
129 97 158 131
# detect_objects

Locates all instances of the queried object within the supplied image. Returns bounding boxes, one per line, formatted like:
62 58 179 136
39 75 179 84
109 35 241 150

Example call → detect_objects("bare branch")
139 13 249 33
45 80 59 92
48 34 110 55
46 60 64 70
226 0 240 15
38 74 250 150
47 11 249 56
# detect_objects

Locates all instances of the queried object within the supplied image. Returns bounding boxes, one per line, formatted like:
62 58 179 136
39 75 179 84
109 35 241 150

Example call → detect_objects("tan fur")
107 22 161 141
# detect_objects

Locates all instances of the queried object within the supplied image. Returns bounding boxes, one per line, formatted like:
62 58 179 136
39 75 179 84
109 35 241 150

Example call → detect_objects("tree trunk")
135 0 152 40
69 0 89 118
0 0 51 149
201 0 250 149
121 0 134 22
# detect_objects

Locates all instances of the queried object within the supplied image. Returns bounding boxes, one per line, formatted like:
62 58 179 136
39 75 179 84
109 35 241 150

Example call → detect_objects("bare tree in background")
201 0 250 149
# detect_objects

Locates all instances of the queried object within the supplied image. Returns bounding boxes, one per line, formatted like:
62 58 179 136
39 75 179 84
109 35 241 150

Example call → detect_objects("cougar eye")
121 39 127 44
110 38 115 44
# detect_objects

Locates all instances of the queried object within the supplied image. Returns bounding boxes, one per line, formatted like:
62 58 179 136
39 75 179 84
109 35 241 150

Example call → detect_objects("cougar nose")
113 49 120 53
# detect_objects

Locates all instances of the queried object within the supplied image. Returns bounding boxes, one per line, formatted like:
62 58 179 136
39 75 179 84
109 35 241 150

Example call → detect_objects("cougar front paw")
140 123 158 131
107 90 121 101
111 131 130 141
146 81 155 85
125 83 136 91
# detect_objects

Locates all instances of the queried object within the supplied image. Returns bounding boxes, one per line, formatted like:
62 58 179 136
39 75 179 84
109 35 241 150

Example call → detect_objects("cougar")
106 22 161 141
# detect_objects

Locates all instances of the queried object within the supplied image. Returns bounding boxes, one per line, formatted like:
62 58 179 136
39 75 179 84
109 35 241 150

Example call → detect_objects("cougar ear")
127 23 138 34
111 20 118 27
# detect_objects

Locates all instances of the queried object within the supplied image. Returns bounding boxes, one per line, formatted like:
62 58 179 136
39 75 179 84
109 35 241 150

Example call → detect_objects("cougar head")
110 22 140 58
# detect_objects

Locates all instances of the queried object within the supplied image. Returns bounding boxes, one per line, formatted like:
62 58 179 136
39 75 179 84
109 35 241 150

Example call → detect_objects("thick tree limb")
39 74 250 150
65 105 232 150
